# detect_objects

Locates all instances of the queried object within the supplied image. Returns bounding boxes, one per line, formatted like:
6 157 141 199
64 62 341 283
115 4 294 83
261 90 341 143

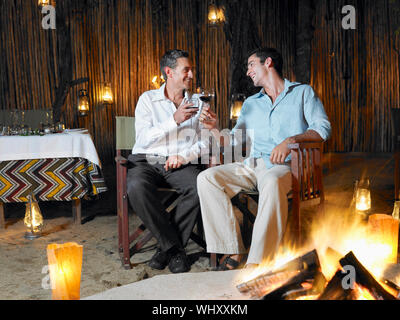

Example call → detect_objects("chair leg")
210 253 218 268
121 195 132 269
72 199 81 225
0 202 5 229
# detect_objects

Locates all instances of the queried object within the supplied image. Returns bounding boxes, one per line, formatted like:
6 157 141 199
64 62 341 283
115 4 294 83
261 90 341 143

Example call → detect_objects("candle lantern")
102 82 113 105
368 214 399 264
38 0 50 7
47 242 83 300
208 1 225 26
230 94 245 128
77 89 89 117
392 200 400 220
151 76 164 89
24 193 43 240
354 178 371 215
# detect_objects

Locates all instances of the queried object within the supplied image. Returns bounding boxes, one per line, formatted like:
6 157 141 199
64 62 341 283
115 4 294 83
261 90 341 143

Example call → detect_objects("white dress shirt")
132 84 209 163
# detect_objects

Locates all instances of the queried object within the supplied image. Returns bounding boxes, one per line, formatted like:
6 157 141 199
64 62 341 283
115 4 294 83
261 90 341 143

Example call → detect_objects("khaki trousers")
197 159 292 264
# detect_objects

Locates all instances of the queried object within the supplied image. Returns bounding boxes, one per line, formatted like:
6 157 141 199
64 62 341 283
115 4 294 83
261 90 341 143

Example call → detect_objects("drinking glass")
10 109 21 135
197 88 215 123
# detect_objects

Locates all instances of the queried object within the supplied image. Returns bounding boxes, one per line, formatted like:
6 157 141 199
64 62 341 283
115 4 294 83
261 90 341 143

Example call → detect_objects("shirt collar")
257 79 297 98
151 83 189 102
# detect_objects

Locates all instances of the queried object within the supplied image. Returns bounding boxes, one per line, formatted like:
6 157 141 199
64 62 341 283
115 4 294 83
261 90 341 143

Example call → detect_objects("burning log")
339 251 398 300
318 269 358 300
237 250 325 299
262 268 326 300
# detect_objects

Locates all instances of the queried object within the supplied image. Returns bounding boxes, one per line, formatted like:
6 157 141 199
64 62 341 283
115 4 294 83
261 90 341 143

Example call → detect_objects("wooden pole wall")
1 0 399 163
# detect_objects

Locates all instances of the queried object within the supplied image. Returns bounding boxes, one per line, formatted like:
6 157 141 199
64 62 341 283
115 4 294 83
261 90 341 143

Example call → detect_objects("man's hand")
199 105 217 130
173 100 199 125
164 155 186 171
270 137 295 164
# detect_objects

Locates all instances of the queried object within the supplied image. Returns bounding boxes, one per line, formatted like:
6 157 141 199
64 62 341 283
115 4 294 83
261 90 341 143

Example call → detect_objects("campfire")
235 209 400 300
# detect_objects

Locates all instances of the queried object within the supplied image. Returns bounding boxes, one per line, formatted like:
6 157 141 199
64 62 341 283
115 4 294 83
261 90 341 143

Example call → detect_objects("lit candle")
47 242 83 300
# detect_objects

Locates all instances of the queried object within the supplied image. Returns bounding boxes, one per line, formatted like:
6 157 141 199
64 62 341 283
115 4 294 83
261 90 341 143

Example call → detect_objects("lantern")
208 1 225 26
38 0 50 7
230 94 245 128
24 193 43 240
151 75 164 89
78 89 89 117
354 178 371 214
368 214 399 265
47 242 83 300
392 200 400 220
102 82 113 105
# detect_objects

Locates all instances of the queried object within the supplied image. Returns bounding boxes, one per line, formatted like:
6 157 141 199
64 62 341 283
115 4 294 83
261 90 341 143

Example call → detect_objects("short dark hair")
160 49 189 80
247 47 283 77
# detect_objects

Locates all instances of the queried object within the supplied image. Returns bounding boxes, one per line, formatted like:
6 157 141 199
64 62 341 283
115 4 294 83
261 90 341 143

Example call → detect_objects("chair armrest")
115 154 129 166
288 142 323 150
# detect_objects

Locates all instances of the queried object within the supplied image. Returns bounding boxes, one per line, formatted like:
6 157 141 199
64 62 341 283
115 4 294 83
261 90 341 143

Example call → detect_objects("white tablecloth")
0 132 102 168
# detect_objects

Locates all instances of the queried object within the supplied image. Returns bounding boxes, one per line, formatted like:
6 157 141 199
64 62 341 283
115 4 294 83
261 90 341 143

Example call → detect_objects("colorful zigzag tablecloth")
0 158 107 203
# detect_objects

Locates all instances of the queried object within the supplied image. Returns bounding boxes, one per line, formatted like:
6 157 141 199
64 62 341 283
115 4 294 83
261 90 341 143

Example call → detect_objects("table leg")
0 202 5 229
72 199 82 225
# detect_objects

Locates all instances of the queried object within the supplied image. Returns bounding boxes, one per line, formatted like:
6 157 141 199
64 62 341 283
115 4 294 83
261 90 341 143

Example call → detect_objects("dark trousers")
126 154 204 253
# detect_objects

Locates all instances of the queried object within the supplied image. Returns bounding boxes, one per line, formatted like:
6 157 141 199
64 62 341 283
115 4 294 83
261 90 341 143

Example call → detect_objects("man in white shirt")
127 49 210 273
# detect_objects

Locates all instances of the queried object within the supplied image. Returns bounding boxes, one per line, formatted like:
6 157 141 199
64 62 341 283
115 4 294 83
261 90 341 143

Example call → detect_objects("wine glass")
197 88 215 106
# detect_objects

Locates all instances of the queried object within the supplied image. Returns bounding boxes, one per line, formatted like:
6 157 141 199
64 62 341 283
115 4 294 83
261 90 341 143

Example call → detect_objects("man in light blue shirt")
197 47 331 270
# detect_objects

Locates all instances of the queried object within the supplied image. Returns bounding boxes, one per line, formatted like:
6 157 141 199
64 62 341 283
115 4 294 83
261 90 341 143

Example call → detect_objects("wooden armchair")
115 116 206 269
210 142 325 267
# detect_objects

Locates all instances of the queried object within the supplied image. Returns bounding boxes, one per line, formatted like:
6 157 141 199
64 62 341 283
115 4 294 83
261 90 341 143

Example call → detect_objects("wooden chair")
391 108 400 200
115 116 206 269
210 142 325 268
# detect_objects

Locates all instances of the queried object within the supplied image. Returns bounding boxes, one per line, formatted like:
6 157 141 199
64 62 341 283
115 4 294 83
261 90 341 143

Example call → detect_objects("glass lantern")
102 82 113 105
78 89 89 117
354 178 371 215
24 193 44 239
230 94 245 128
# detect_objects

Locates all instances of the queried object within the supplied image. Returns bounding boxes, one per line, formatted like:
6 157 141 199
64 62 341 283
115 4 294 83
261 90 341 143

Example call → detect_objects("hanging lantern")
47 242 83 300
102 82 113 105
151 75 164 89
208 1 225 26
78 89 89 117
368 214 399 265
230 94 246 121
38 0 50 7
354 178 371 214
24 193 44 240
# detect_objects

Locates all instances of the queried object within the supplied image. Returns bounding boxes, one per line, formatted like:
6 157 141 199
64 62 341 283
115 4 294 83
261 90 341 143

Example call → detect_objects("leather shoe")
148 248 170 270
168 250 190 273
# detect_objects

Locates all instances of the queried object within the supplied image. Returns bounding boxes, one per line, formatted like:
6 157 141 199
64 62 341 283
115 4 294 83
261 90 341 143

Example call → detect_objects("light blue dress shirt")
232 79 331 169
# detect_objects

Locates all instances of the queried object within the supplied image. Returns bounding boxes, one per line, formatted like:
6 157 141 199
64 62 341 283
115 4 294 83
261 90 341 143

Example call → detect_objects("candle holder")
353 178 371 217
24 193 44 240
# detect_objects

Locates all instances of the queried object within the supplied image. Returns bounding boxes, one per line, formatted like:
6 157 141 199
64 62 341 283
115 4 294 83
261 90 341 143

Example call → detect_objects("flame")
236 198 399 300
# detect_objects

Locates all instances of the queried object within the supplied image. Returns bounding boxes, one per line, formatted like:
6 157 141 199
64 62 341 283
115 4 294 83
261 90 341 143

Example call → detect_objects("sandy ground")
0 152 398 300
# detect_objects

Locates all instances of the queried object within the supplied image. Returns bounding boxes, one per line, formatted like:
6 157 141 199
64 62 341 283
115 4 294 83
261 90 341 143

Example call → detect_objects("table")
0 131 108 228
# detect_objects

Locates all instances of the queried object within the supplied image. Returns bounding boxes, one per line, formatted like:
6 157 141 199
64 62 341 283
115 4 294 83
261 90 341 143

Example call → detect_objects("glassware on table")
20 110 30 135
10 109 21 135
